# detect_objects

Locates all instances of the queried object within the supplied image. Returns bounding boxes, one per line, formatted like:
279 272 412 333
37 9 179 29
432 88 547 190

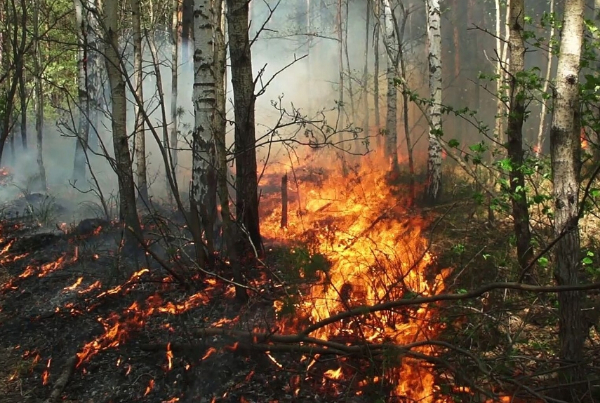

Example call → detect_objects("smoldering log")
281 174 288 228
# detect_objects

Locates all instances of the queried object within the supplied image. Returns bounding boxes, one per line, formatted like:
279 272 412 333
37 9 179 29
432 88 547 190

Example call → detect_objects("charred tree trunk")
227 0 262 257
550 0 587 400
506 0 534 277
104 0 142 244
424 0 443 204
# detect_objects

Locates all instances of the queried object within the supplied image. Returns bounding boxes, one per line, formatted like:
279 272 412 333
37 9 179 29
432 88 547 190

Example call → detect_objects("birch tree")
424 0 442 203
131 0 147 203
381 0 398 173
506 0 533 277
170 0 181 175
190 0 216 267
549 0 587 399
104 0 142 242
227 0 262 255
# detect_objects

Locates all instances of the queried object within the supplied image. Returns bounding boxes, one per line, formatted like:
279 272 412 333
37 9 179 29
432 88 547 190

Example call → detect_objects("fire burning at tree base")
260 154 453 401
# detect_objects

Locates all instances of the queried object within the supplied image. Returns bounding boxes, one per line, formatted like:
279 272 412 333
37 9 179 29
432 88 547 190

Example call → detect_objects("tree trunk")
535 0 555 156
86 0 102 152
18 58 26 151
33 0 46 190
382 0 398 173
190 0 217 267
396 4 414 198
104 0 142 244
550 0 587 400
73 0 89 183
362 0 370 152
216 0 247 302
131 0 147 203
373 0 381 150
170 0 181 186
424 0 443 204
506 0 534 277
227 0 262 256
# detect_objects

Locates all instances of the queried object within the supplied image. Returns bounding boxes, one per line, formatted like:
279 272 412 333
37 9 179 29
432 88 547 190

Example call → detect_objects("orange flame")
144 379 155 396
166 343 173 371
42 358 51 385
260 154 451 401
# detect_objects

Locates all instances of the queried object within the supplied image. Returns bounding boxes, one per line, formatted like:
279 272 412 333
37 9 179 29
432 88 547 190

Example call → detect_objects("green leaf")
538 257 549 268
448 139 460 148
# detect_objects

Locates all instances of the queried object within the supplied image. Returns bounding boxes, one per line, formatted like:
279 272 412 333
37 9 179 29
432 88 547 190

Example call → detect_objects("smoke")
1 0 442 221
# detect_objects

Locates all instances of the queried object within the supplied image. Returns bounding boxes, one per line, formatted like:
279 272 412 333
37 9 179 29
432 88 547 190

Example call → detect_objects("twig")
43 355 77 403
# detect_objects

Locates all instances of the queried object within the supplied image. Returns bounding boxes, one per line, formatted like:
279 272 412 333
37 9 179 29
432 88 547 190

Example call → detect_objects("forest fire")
261 155 451 401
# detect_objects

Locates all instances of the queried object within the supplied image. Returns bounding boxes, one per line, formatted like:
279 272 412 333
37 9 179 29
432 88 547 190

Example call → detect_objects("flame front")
261 155 451 401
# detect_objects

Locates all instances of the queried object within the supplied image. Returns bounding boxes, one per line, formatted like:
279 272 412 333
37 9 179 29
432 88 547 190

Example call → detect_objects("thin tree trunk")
87 0 101 152
73 0 89 183
336 0 348 174
382 0 398 173
397 4 414 197
33 0 46 190
343 1 356 138
190 0 216 267
535 0 555 156
362 0 370 152
424 0 443 204
18 61 26 151
170 0 181 190
227 0 262 257
216 0 247 302
131 0 147 203
506 0 534 277
0 0 27 166
373 0 381 151
550 0 587 399
104 0 142 244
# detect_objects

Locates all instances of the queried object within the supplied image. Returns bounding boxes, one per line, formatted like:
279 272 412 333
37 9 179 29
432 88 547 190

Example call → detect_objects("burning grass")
1 155 591 402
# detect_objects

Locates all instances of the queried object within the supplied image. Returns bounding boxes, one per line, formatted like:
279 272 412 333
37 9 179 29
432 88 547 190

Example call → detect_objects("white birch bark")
104 0 141 238
424 0 442 203
131 0 147 202
381 0 398 171
170 0 181 176
550 0 586 397
190 0 216 264
535 0 555 156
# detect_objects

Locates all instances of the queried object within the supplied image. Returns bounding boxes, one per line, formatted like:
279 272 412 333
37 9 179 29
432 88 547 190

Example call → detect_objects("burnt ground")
0 213 359 403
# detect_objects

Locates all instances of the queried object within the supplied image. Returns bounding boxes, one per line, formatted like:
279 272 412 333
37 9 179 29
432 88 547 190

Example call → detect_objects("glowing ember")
324 367 343 380
165 342 173 371
144 379 155 396
261 155 452 401
202 347 217 360
42 358 51 385
64 277 83 291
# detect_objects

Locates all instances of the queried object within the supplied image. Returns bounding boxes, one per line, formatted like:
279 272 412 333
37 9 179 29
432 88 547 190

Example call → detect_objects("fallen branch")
43 355 77 403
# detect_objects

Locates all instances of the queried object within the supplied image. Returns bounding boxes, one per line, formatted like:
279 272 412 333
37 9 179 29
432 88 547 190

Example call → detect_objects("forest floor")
0 181 599 403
